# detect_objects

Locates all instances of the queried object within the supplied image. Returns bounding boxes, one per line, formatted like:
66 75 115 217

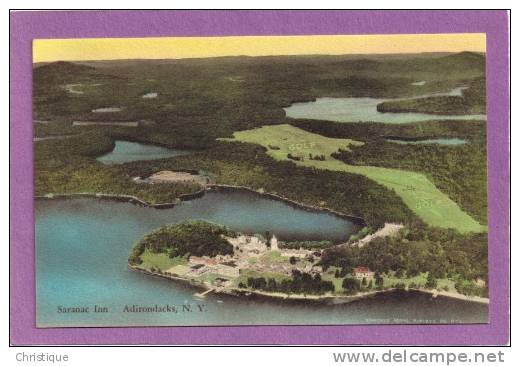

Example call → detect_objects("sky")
33 33 486 63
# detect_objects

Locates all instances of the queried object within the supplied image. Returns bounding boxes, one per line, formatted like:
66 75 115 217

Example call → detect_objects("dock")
194 288 215 298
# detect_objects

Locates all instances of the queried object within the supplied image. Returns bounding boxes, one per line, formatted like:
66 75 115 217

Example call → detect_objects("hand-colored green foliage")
223 124 485 233
129 220 235 265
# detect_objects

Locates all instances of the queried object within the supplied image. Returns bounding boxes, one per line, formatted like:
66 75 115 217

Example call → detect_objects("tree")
374 272 384 288
168 248 178 258
394 282 406 290
425 272 437 289
289 256 297 265
267 278 277 292
265 231 271 248
342 278 361 295
361 277 367 287
248 277 267 290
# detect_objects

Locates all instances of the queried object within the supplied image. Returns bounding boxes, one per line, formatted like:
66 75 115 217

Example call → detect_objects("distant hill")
33 61 98 84
35 60 94 71
330 58 381 71
34 61 95 74
435 51 486 69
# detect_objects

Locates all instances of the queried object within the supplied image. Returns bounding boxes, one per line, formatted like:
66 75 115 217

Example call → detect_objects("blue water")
284 87 486 124
386 138 467 146
97 140 190 164
35 191 487 327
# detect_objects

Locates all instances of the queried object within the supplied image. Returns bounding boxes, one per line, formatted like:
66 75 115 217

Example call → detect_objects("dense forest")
128 220 236 265
241 271 335 295
319 222 488 296
376 77 486 115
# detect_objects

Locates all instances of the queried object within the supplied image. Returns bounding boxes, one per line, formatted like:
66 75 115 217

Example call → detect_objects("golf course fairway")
221 124 486 233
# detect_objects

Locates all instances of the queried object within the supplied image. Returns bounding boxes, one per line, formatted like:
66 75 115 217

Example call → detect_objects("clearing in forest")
220 124 485 233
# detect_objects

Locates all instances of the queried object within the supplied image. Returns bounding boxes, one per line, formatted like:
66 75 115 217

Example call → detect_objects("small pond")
385 137 467 146
33 134 81 142
92 107 124 113
96 140 191 165
142 92 158 99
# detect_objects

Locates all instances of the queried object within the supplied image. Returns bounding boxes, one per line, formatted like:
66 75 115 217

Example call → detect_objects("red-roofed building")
353 266 375 280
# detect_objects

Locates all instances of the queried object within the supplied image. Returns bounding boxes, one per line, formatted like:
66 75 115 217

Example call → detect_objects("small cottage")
353 266 375 280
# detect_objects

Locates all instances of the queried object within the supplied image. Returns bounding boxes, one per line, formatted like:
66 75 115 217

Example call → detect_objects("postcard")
32 33 492 328
10 10 510 345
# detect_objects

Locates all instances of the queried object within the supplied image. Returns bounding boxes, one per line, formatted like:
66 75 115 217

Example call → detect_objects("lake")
385 138 467 145
97 140 191 164
284 87 487 123
35 191 488 327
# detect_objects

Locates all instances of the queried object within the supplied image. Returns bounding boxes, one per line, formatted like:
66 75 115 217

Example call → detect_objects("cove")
96 140 191 164
284 87 486 124
36 190 487 327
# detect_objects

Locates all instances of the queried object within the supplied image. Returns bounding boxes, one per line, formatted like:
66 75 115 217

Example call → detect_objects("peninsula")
128 220 488 303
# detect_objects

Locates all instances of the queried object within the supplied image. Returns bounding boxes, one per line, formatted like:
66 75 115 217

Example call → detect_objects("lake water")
385 138 467 146
97 140 191 164
284 87 487 123
35 191 487 327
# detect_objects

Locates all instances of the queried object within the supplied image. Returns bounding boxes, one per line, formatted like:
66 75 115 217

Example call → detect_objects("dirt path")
343 223 404 248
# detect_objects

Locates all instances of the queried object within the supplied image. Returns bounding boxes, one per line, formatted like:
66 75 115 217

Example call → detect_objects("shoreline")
35 183 367 225
206 184 366 225
37 189 488 306
129 265 489 305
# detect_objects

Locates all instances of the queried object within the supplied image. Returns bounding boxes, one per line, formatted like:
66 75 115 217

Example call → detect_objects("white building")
280 249 308 258
270 235 279 251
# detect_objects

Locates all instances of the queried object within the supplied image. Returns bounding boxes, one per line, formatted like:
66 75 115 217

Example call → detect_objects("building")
475 278 487 288
243 236 268 254
270 235 279 251
215 263 239 277
280 248 308 258
189 256 217 266
353 266 375 280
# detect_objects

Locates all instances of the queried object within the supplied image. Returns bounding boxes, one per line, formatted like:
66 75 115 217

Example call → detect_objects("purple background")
10 10 510 345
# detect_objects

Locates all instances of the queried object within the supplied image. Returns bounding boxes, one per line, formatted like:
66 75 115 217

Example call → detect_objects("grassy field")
321 267 346 292
321 267 458 294
138 249 188 271
222 124 485 233
381 272 456 292
235 269 291 286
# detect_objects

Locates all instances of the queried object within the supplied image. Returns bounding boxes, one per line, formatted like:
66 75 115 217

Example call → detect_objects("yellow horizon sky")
33 34 486 63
